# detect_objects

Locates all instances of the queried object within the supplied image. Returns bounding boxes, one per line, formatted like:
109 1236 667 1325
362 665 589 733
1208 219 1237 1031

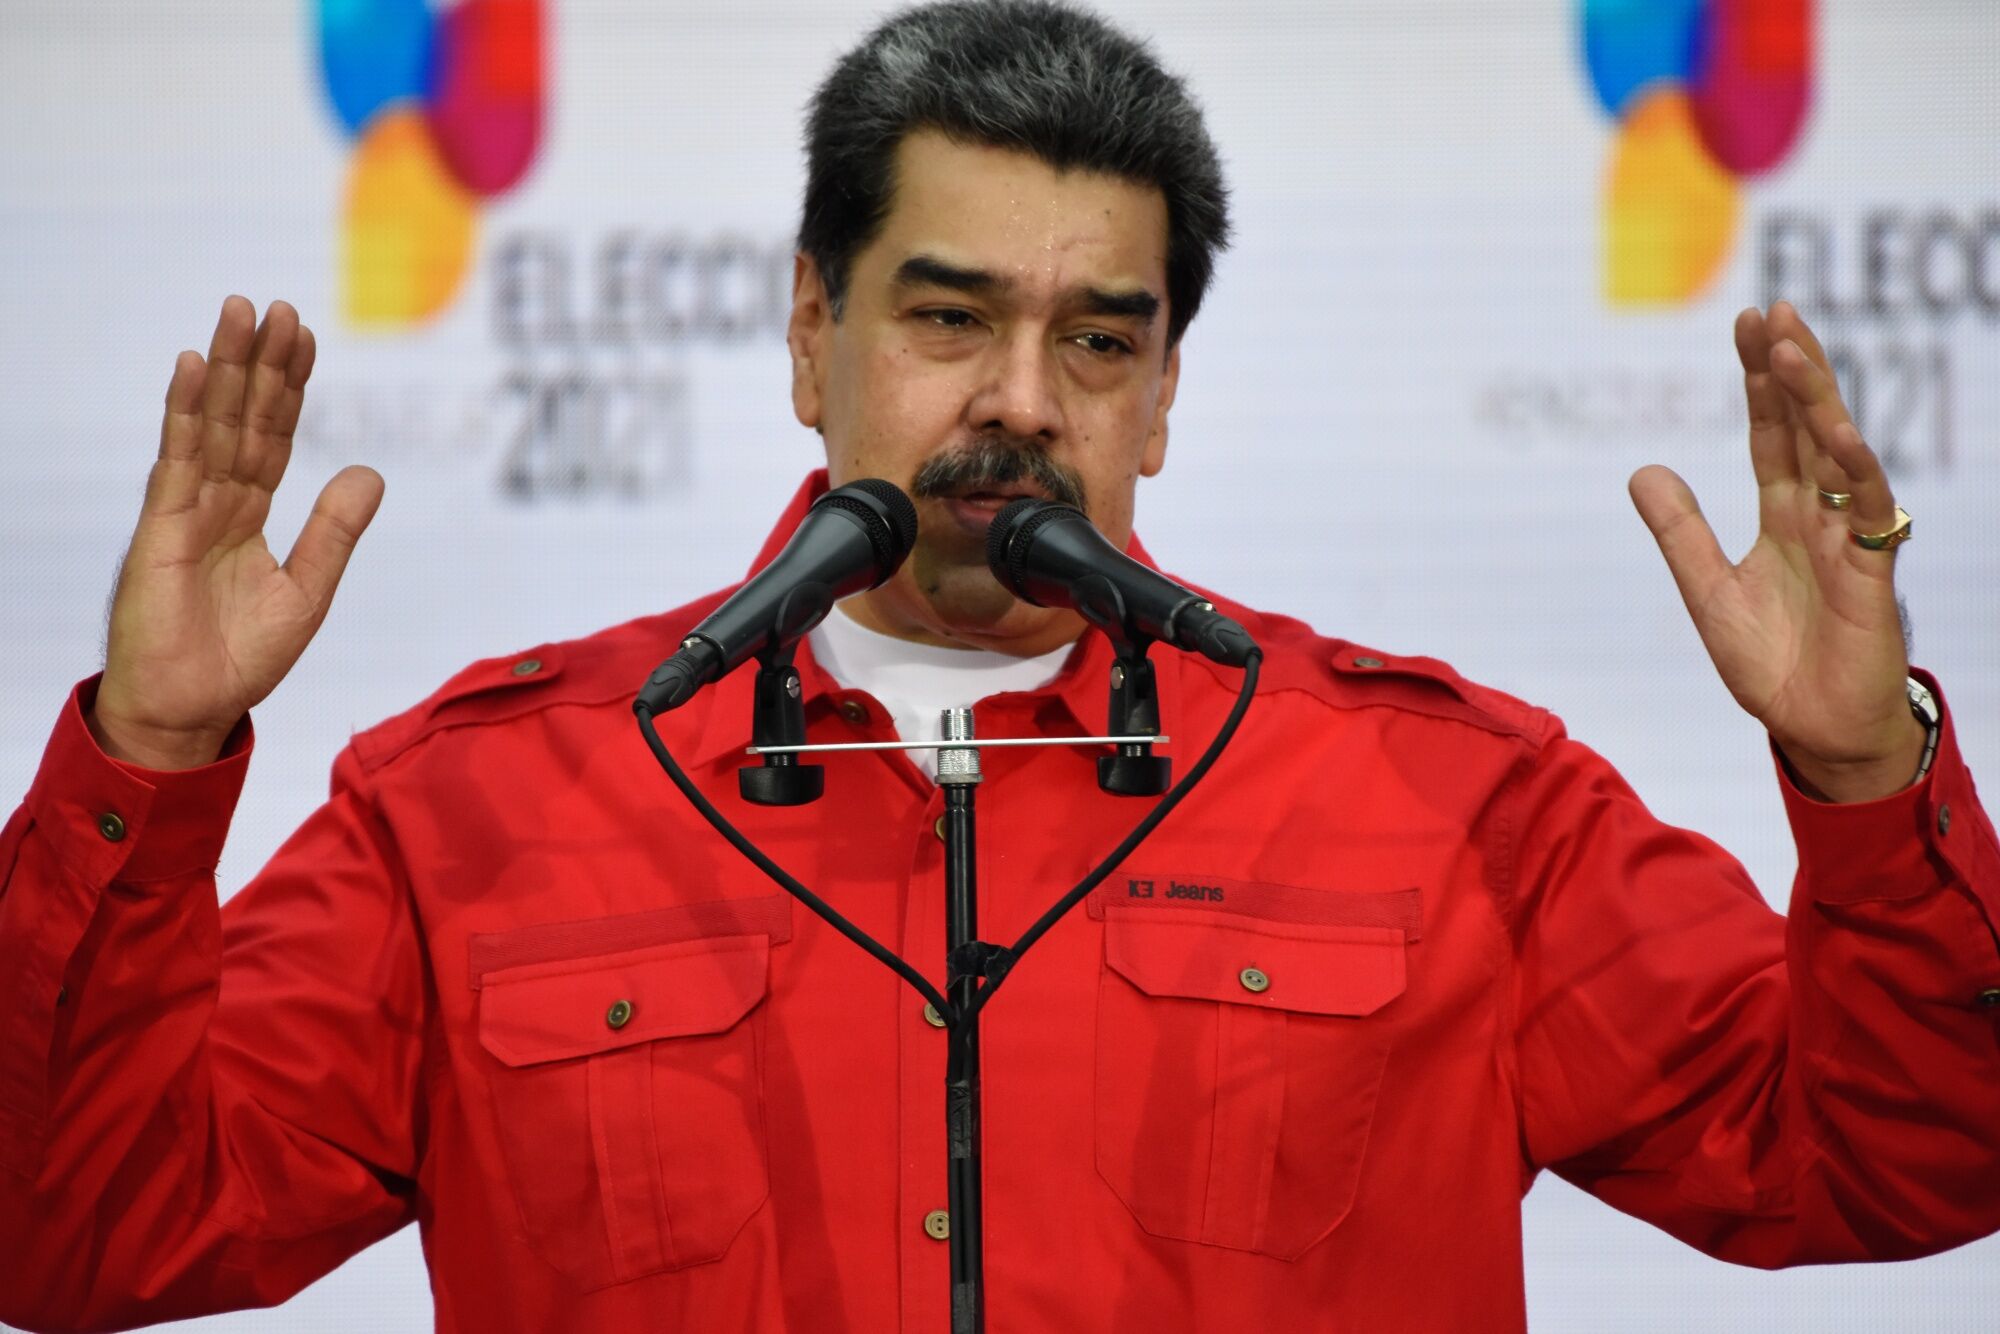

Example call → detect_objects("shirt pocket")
1093 903 1409 1260
475 931 772 1291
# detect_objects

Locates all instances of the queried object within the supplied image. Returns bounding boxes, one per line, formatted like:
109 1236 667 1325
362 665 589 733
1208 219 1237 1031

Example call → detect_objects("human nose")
965 326 1063 442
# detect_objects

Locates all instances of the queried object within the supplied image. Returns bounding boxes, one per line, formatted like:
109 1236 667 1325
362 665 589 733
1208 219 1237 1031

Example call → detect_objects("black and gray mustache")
909 437 1089 515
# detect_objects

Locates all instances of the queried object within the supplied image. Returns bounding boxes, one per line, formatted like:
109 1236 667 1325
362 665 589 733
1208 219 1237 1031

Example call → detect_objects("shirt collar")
688 470 1186 771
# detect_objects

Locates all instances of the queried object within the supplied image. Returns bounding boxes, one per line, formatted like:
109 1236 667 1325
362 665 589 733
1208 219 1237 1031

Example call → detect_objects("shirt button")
922 1001 947 1028
97 812 126 842
1938 804 1952 836
934 815 947 842
839 699 869 725
1975 988 2000 1011
606 999 634 1030
923 1209 950 1241
511 657 542 677
1353 656 1385 669
1239 966 1271 994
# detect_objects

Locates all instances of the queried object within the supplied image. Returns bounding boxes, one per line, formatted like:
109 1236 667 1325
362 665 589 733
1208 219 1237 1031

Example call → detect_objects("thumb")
1629 464 1729 614
283 465 386 616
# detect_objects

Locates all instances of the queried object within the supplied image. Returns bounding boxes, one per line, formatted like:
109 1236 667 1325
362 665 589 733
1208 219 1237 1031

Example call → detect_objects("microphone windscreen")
987 498 1089 600
848 478 920 555
812 478 920 579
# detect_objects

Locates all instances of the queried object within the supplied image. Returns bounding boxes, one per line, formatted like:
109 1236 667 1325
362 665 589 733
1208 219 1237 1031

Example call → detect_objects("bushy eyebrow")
1078 287 1159 323
893 254 1000 295
892 252 1159 328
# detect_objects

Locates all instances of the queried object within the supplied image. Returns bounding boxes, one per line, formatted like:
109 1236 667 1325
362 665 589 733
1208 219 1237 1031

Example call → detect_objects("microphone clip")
1069 571 1172 797
1101 638 1172 797
738 642 826 807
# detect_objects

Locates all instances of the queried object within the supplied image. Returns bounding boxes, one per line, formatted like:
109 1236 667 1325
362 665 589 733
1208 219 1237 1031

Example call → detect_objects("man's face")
787 129 1181 655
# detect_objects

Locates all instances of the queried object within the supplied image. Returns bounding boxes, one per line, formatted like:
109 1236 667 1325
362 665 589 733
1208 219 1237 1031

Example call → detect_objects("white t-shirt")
807 604 1074 781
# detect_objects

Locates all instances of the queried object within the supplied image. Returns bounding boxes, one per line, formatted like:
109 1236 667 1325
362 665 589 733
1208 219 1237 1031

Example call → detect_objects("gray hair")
798 0 1231 347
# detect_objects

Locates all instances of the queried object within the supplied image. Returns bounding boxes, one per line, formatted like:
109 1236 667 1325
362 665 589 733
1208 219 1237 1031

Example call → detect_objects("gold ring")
1816 488 1853 510
1849 506 1912 552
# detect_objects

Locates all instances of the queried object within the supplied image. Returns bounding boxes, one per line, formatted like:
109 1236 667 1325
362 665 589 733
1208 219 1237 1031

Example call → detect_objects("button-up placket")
683 627 969 1331
897 772 953 1333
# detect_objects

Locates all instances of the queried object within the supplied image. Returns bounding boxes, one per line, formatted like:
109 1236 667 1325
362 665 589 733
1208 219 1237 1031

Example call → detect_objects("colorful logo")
1582 0 1812 304
317 0 545 326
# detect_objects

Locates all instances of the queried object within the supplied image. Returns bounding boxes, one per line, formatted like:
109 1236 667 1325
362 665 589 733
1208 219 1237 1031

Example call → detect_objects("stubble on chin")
908 523 1017 631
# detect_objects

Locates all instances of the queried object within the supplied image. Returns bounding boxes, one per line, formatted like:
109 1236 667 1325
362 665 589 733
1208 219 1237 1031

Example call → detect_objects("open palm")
1629 302 1923 802
93 297 384 770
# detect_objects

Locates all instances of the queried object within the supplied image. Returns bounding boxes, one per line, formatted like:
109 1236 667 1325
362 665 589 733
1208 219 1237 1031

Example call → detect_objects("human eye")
920 307 978 330
1074 330 1134 357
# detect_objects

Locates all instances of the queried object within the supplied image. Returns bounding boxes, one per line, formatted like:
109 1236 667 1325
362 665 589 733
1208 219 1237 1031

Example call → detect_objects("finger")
1630 465 1732 615
257 323 317 495
1769 337 1863 505
196 295 258 484
1768 300 1835 377
1821 421 1902 556
282 465 385 616
286 321 316 391
231 300 300 489
1766 302 1855 496
148 350 208 515
1733 307 1802 494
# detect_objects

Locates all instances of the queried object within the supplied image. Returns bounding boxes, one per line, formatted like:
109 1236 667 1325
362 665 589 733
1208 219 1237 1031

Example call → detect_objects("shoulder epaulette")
350 644 573 773
1175 598 1546 743
1319 643 1544 741
343 596 736 775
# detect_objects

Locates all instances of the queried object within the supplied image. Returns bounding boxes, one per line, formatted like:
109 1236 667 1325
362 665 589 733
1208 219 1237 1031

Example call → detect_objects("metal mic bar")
746 735 1170 756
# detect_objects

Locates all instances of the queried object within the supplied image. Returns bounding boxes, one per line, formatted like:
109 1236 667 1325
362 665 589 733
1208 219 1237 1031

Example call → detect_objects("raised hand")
1629 301 1926 804
89 296 385 770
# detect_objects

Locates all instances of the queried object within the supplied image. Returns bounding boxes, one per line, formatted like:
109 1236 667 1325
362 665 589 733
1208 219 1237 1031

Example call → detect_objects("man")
2 2 1996 1331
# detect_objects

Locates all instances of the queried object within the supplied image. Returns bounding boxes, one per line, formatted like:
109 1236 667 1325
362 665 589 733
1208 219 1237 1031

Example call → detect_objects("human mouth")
939 486 1052 532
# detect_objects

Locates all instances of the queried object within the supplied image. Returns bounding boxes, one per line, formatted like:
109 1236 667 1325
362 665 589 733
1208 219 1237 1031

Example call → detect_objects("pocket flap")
479 934 769 1067
1103 907 1404 1016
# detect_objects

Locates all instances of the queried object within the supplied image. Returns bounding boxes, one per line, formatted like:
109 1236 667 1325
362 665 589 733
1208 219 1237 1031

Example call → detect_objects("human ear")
1139 340 1180 478
787 253 832 430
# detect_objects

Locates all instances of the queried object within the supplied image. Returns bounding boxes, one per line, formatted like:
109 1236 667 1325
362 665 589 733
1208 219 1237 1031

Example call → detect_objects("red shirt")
4 472 1999 1333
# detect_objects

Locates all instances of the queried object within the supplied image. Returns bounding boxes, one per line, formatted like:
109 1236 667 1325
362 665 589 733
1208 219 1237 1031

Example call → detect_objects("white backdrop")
3 1 1997 1329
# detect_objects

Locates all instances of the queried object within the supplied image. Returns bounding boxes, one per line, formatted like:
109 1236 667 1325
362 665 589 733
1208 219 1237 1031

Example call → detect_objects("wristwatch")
1907 676 1941 784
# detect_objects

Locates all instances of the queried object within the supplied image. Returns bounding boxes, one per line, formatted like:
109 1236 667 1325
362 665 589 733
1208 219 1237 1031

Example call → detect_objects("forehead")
867 129 1169 294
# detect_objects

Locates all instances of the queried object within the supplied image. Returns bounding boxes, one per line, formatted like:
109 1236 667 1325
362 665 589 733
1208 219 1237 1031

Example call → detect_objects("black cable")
635 705 953 1017
633 647 1262 1025
967 649 1260 1018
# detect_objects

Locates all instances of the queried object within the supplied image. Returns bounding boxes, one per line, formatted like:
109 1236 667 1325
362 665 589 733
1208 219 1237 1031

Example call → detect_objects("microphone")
637 479 919 713
985 499 1258 668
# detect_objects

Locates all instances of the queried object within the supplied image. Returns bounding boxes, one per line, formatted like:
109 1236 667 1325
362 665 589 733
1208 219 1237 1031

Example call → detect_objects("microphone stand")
934 708 986 1333
760 660 1166 1334
642 632 1267 1333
